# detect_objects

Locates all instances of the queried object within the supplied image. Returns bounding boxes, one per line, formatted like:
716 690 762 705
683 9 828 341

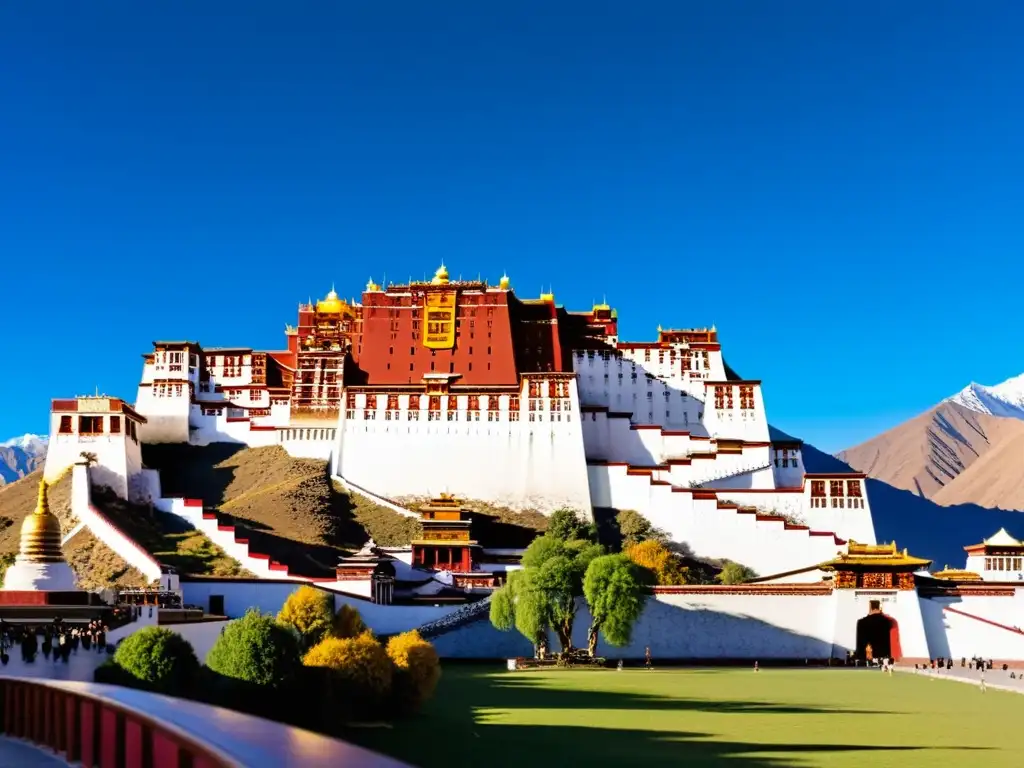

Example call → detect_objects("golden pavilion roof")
19 480 65 564
315 288 347 314
820 541 932 570
931 567 983 582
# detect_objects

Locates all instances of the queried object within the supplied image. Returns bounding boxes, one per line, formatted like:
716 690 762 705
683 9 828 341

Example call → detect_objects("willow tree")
490 533 604 652
583 554 651 656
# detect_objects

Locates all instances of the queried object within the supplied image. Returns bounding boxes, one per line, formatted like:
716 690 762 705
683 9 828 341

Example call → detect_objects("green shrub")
207 610 301 690
277 586 334 650
303 631 393 720
386 630 441 715
111 627 199 695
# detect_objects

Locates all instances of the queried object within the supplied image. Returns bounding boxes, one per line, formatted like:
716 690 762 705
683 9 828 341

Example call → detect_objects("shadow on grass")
350 670 993 768
476 677 898 714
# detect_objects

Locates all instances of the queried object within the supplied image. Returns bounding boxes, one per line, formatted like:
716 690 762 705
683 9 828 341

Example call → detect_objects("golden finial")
499 272 511 290
431 263 450 285
36 478 50 516
19 479 63 563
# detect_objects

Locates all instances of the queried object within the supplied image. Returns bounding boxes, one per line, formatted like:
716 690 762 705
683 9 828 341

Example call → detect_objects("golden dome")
498 272 511 290
431 263 450 285
19 480 64 563
316 287 346 314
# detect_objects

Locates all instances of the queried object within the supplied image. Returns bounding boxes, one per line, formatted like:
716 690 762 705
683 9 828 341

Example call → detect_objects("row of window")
57 415 138 443
348 412 571 425
984 557 1023 572
810 480 863 498
809 497 866 509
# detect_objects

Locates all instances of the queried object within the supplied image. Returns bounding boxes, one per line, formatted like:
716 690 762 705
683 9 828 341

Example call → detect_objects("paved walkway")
897 665 1024 695
0 738 67 766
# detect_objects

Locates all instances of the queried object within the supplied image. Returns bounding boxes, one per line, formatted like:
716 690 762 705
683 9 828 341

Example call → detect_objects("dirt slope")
0 469 147 588
143 444 429 573
839 402 1024 511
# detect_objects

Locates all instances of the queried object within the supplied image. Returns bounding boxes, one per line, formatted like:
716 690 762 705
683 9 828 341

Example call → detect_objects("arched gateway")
821 542 931 662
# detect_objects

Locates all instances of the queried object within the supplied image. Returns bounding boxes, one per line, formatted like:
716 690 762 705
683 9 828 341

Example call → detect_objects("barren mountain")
839 373 1024 511
0 434 48 487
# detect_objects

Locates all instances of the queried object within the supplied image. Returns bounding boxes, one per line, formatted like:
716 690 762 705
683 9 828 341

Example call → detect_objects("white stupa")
3 480 78 591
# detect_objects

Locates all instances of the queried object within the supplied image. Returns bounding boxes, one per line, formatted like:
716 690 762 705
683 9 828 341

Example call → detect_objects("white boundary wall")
73 463 162 584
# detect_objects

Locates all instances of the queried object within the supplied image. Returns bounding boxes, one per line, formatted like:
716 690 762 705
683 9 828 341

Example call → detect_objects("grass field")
352 666 1024 768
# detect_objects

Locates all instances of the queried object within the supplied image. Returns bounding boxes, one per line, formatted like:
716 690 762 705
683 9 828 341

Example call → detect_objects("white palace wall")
335 382 592 515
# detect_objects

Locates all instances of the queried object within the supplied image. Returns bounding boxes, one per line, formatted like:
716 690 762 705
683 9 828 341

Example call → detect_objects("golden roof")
931 568 983 582
431 263 450 285
316 288 346 314
821 540 932 570
366 277 382 292
19 480 65 564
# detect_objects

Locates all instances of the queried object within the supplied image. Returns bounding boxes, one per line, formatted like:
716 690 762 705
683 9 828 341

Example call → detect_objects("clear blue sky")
1 2 1021 452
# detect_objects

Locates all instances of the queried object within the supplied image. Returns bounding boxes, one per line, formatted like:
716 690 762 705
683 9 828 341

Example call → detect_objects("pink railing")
0 677 408 767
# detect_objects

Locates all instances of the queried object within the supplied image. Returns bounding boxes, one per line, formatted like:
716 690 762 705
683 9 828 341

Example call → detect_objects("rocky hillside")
0 434 48 487
142 444 431 576
0 469 149 589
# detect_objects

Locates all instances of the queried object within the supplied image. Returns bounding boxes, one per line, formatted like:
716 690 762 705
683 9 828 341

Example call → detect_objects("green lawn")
351 667 1024 768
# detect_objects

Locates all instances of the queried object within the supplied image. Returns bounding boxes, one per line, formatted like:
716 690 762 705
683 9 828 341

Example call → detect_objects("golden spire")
499 272 511 290
431 263 450 285
19 480 64 564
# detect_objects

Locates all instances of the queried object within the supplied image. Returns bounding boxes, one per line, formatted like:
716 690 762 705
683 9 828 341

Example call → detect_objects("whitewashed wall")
74 464 162 584
46 426 135 501
335 383 592 515
588 464 846 576
179 580 466 635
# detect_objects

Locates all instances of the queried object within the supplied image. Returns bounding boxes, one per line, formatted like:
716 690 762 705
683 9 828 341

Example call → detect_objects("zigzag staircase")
691 460 773 488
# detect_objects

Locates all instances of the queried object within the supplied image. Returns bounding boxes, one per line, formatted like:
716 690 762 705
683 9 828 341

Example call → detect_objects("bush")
111 627 199 695
332 603 367 639
207 609 301 690
386 630 441 715
624 539 689 585
277 586 334 650
303 631 393 720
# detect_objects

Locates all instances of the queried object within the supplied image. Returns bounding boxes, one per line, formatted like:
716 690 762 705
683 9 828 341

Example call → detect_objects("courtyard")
353 666 1024 767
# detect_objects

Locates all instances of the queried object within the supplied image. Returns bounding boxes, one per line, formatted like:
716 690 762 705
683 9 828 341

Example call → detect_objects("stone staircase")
591 462 847 576
416 594 494 640
691 460 773 488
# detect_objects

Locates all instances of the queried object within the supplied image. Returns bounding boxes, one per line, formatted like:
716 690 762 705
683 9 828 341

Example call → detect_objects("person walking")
644 646 653 670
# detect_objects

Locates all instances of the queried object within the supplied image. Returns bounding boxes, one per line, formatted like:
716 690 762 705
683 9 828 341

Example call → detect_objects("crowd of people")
0 617 113 664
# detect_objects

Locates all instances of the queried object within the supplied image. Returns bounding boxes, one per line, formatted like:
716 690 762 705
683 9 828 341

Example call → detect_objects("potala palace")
35 266 1024 664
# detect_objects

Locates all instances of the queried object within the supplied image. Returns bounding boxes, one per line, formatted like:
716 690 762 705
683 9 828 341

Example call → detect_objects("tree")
386 630 441 714
625 539 689 585
303 631 393 717
546 508 592 542
583 554 652 656
111 627 199 695
615 510 668 549
277 586 334 651
208 609 302 689
490 533 604 652
716 560 758 585
333 604 368 639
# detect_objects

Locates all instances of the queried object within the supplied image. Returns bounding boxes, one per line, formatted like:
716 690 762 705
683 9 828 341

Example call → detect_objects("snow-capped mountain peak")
0 433 49 453
948 373 1024 421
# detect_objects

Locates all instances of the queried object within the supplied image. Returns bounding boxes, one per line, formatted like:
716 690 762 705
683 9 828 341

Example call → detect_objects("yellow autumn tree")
332 603 368 639
625 539 689 585
386 630 441 714
303 631 393 716
276 585 334 650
